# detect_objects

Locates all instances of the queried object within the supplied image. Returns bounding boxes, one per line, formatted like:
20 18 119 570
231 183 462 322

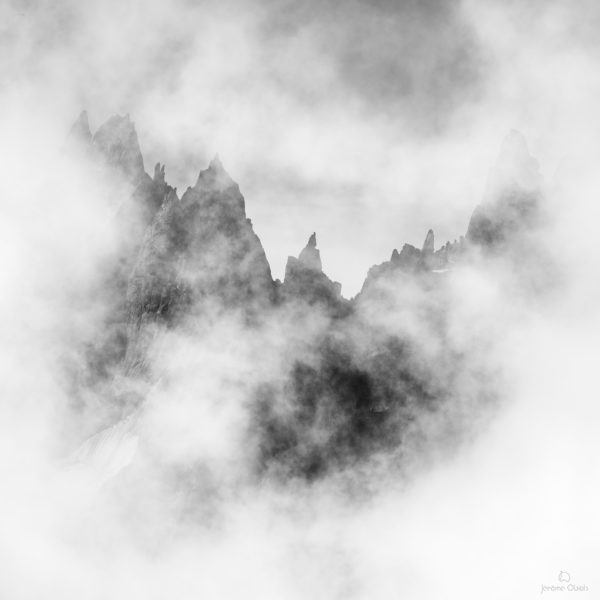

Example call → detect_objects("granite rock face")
252 321 456 479
178 156 275 311
124 157 276 374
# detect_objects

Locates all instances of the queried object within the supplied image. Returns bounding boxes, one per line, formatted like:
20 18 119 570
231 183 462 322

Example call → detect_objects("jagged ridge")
69 112 544 480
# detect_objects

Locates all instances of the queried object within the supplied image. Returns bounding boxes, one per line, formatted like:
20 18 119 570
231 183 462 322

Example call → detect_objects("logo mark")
558 571 570 583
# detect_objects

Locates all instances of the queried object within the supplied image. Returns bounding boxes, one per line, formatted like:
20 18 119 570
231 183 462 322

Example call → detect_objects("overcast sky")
1 3 600 598
3 0 600 293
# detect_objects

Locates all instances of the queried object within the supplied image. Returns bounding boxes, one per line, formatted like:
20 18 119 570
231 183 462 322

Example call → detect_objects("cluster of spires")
69 111 541 306
66 112 545 478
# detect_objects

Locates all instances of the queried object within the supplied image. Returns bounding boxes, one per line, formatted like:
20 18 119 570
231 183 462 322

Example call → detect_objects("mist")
1 0 600 598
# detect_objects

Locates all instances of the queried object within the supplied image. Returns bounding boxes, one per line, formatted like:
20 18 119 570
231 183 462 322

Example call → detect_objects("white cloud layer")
1 0 600 598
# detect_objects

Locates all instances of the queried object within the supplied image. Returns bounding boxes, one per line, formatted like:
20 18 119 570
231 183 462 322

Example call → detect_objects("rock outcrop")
422 229 435 254
124 156 276 374
298 232 322 270
282 233 347 314
68 110 92 146
67 113 544 480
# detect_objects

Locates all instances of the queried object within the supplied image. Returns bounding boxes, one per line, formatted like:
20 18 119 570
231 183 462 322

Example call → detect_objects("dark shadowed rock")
66 114 171 403
68 117 530 484
154 162 165 184
397 243 422 269
178 156 275 309
125 164 170 237
252 323 453 480
124 157 275 375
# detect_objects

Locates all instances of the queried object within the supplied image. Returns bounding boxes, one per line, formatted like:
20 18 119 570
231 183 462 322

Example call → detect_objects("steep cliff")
281 233 348 314
124 157 276 375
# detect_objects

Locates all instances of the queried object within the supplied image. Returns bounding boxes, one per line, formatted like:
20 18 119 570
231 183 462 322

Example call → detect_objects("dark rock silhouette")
282 233 346 313
422 229 435 254
125 156 275 375
67 113 544 480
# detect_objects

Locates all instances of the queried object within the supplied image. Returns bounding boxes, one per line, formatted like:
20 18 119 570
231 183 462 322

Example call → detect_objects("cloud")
1 0 600 598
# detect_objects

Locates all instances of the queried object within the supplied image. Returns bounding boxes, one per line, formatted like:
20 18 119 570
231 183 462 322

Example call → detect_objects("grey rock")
466 129 541 248
282 233 346 313
422 229 435 254
297 232 322 271
124 157 275 374
92 114 146 184
68 110 92 146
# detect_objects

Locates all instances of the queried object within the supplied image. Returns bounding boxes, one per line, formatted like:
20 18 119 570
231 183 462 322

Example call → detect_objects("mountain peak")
209 153 223 171
195 155 236 192
92 114 145 182
153 162 165 184
298 233 322 271
422 229 435 253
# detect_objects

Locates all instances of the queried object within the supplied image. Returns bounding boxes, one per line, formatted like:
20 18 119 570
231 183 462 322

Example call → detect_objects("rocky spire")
153 162 165 184
422 229 435 254
298 232 322 271
282 233 345 312
92 114 145 183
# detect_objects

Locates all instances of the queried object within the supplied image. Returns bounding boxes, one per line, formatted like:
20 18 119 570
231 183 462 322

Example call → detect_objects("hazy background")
4 0 600 294
1 0 600 598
